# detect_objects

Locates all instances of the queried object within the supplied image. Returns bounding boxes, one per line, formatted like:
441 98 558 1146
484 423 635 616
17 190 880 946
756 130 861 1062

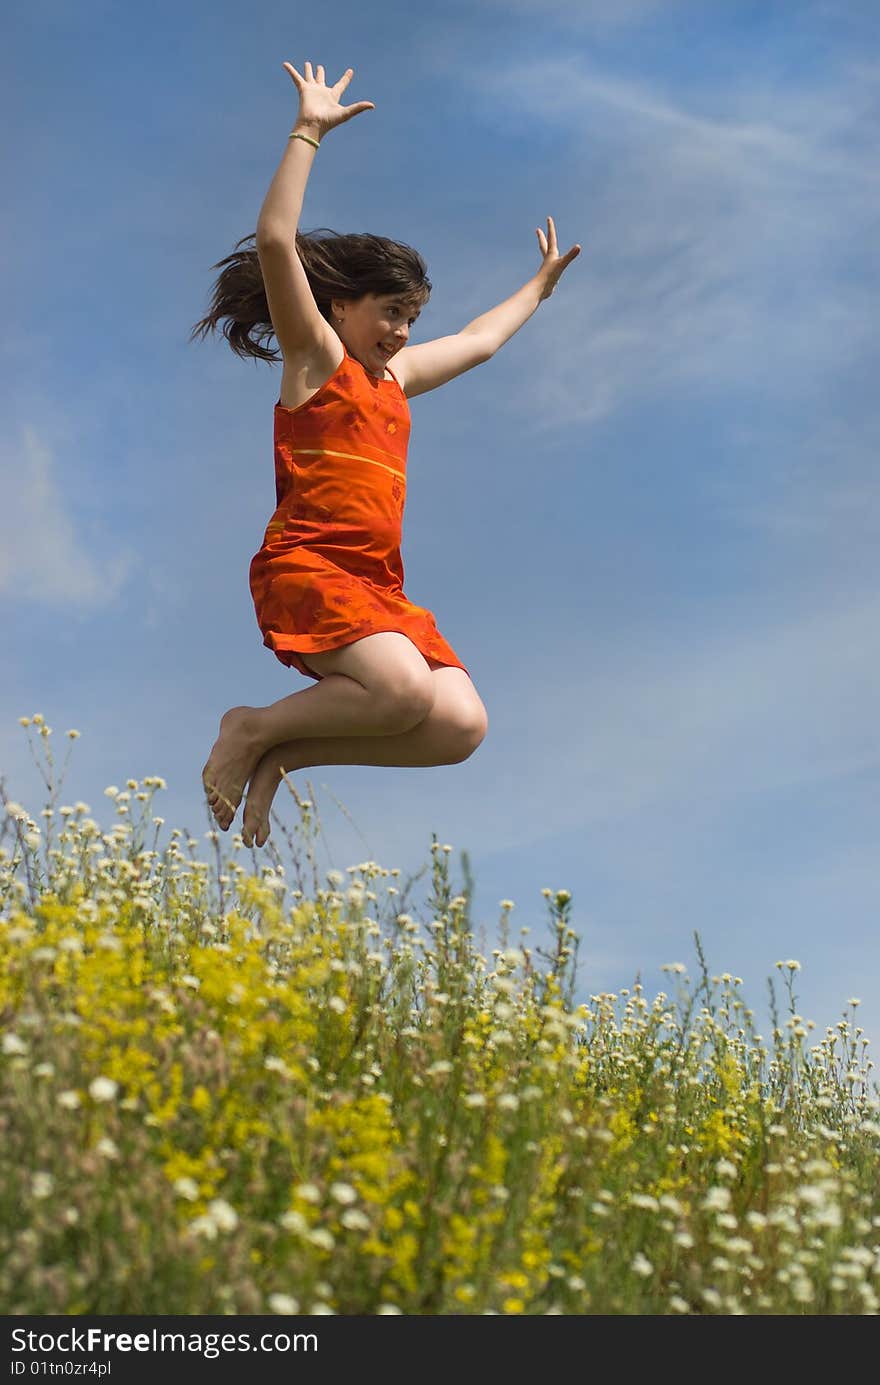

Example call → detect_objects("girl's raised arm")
255 62 374 359
395 217 580 398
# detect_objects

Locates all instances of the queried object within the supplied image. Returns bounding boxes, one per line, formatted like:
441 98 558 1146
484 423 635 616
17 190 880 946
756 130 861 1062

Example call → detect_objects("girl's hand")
535 216 581 300
283 61 375 137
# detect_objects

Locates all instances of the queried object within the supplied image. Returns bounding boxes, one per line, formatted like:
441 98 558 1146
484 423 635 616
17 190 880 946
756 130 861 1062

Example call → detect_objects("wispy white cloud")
477 0 687 30
443 55 879 429
0 426 133 606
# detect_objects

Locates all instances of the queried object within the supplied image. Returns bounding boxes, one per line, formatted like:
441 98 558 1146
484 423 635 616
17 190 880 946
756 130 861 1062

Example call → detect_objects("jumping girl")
193 60 580 849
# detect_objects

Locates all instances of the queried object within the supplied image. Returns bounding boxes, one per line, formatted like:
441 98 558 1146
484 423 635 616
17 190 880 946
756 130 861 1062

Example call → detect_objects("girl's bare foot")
242 747 298 848
202 706 266 830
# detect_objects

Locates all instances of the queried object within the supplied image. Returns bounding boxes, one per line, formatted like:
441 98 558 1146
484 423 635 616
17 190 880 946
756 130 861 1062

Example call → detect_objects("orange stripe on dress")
290 447 406 483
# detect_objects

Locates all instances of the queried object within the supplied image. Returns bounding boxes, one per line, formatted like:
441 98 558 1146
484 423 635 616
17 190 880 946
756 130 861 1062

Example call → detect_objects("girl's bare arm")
395 217 581 398
255 62 374 357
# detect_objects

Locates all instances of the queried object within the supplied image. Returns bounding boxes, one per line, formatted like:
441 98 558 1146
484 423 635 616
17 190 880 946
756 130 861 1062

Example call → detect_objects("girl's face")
332 293 422 378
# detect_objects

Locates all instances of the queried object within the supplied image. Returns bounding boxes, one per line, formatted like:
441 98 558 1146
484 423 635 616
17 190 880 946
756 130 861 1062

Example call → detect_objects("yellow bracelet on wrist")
288 130 320 149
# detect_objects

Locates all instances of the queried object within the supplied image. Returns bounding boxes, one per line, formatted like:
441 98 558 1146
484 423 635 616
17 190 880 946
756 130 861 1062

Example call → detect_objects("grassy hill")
1 715 877 1314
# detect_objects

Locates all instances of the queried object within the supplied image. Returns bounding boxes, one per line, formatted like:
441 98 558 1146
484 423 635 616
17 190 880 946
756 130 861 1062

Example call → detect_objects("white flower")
340 1208 370 1231
376 1304 402 1314
294 1182 321 1204
497 1093 520 1111
631 1252 653 1278
89 1076 119 1102
328 996 346 1014
95 1137 119 1160
725 1237 752 1256
492 976 516 995
629 1193 659 1211
2 1033 28 1055
463 1093 487 1108
207 1199 238 1232
268 1293 300 1314
188 1215 218 1240
715 1158 738 1180
702 1186 732 1212
173 1177 200 1201
32 1172 54 1199
264 1056 290 1076
308 1229 335 1251
329 1182 358 1205
57 1090 81 1109
669 1295 690 1313
279 1210 309 1235
34 1062 55 1078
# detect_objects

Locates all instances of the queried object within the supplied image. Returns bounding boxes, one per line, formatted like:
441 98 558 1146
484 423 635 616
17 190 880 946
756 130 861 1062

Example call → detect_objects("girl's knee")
448 699 489 761
377 664 435 732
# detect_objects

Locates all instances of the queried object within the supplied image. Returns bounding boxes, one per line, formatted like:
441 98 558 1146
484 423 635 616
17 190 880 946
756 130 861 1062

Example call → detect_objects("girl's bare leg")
202 633 439 828
241 666 488 848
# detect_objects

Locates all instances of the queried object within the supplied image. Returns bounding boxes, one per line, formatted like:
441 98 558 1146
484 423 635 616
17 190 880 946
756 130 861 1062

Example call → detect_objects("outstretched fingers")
537 216 580 262
332 67 355 97
285 60 353 90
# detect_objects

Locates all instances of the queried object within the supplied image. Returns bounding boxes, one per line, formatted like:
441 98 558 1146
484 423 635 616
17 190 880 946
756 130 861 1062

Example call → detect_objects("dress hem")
263 627 468 682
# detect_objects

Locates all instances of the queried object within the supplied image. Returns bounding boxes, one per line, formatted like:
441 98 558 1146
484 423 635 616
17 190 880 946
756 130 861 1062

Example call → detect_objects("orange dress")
248 344 468 682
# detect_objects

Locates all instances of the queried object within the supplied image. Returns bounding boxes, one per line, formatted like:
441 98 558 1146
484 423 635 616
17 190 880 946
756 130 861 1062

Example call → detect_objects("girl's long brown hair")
189 228 432 363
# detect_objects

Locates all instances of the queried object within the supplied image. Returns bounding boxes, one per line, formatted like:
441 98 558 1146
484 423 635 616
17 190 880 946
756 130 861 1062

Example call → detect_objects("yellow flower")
191 1086 211 1113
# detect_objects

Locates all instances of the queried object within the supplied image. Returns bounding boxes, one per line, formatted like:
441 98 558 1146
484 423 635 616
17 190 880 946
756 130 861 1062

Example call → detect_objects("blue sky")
5 0 879 1055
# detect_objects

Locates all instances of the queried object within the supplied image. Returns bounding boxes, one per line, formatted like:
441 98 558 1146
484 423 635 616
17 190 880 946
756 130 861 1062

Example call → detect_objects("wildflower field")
1 716 878 1316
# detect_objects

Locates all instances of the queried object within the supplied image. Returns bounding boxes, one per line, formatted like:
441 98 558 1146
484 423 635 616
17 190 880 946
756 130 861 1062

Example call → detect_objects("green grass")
0 714 877 1315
